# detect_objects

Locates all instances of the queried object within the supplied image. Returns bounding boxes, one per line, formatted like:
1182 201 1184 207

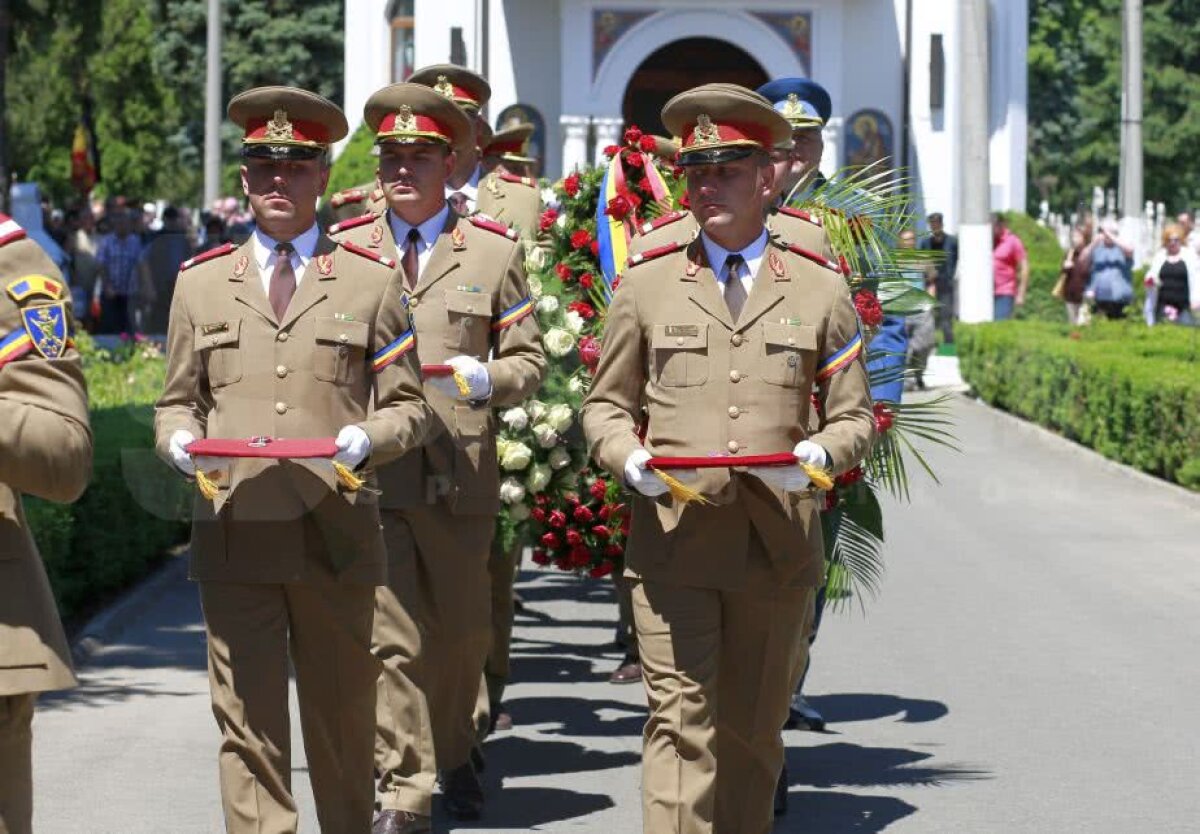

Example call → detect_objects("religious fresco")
593 10 655 77
844 109 894 168
748 12 813 76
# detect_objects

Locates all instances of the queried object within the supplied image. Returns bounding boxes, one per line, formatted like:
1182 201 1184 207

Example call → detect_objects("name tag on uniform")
665 324 699 337
201 322 229 335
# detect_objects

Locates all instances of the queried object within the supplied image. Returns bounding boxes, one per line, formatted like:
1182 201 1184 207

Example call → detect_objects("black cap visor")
676 146 757 167
242 143 324 161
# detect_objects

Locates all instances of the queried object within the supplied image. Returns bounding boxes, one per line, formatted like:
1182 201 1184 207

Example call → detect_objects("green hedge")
23 335 190 620
325 122 377 204
958 320 1200 489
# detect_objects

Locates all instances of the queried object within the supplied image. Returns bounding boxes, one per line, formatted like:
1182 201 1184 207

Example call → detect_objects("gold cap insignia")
434 75 454 100
265 110 293 142
783 93 802 119
693 114 721 147
395 105 417 133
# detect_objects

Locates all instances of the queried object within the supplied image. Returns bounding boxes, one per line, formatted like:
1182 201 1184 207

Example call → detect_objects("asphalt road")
31 393 1200 832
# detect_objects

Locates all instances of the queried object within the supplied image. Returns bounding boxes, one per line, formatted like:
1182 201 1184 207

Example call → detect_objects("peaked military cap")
662 83 792 167
408 64 491 113
364 83 474 154
484 122 536 164
756 78 832 129
228 86 348 160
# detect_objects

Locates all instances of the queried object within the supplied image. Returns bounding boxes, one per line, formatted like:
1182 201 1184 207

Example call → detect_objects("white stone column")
956 0 993 323
821 116 842 180
592 117 624 167
560 115 591 176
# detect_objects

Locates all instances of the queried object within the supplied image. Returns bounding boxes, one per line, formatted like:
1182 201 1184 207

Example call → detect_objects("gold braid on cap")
693 114 721 147
265 110 293 142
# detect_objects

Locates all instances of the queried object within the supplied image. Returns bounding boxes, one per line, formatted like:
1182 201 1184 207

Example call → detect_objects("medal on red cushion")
185 437 340 459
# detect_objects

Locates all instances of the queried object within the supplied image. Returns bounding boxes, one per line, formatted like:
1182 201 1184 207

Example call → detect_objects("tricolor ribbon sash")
372 329 415 372
816 332 863 381
492 297 533 331
0 327 34 369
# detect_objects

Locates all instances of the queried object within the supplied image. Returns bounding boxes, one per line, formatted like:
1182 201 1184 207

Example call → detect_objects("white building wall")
339 0 391 158
907 0 960 226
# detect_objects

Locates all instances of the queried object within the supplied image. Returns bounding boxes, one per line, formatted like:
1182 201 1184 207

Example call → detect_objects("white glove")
747 441 828 492
623 448 699 498
168 430 197 476
334 424 372 470
428 355 492 401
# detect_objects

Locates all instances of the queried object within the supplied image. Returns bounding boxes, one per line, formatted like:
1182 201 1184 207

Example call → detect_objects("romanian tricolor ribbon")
0 327 34 370
492 297 533 331
372 329 415 372
816 331 863 381
596 151 674 297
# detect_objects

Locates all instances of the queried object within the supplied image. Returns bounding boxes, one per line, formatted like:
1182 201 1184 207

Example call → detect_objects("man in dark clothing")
136 206 192 334
918 212 958 343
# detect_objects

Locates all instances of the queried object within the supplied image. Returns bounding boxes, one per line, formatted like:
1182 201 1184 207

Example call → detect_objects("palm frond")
867 396 960 500
822 486 886 613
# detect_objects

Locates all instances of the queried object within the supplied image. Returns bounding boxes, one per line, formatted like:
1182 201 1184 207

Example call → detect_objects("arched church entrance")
621 38 769 137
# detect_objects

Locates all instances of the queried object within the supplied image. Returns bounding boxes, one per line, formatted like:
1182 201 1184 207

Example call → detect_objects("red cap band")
377 111 453 143
243 117 331 146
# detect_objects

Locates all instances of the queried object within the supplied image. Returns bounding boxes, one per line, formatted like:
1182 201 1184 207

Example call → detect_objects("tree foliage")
1028 0 1200 215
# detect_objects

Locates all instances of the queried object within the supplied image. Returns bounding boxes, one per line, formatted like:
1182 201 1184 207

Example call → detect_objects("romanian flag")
0 328 34 370
492 297 533 331
70 124 97 194
816 332 863 381
595 150 674 297
372 329 415 372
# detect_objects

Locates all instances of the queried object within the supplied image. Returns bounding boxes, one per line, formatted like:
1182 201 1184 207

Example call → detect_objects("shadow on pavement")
509 653 610 686
808 692 949 725
484 735 639 778
437 786 615 830
508 695 644 738
774 790 919 833
788 742 989 789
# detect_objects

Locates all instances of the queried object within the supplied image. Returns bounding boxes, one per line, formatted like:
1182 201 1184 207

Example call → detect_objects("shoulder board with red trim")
339 239 396 269
328 213 377 236
497 172 537 188
0 214 28 248
626 239 687 268
777 206 822 227
468 214 519 241
180 242 235 271
785 243 843 274
636 210 688 236
331 188 366 207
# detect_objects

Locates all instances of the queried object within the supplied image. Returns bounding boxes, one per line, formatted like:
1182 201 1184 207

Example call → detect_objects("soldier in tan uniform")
0 217 92 834
481 121 538 179
409 64 542 239
154 87 431 834
327 182 386 226
327 83 544 833
582 85 875 834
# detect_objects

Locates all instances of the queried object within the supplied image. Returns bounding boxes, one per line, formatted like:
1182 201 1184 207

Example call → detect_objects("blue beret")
755 78 831 128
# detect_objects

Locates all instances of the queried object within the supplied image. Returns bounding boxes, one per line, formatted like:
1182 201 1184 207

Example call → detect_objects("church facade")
344 0 1028 228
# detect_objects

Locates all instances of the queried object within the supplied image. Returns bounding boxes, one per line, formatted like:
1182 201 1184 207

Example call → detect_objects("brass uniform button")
409 297 420 308
730 333 743 347
275 402 288 415
787 336 796 346
729 370 741 383
276 331 289 342
275 365 288 378
728 406 740 418
676 337 685 346
727 440 740 453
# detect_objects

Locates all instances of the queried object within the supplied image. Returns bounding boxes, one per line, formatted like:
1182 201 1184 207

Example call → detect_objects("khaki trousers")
472 536 521 736
373 506 494 813
0 694 35 834
200 575 379 834
632 573 814 834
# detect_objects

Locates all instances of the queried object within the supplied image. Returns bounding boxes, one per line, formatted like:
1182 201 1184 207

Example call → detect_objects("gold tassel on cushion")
651 468 712 506
333 462 364 492
452 370 471 397
195 470 221 501
801 463 834 491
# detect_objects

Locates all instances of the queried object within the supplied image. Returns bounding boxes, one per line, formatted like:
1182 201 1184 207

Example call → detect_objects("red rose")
611 276 621 291
590 240 600 256
605 194 633 220
539 208 559 233
639 135 657 153
578 335 602 369
555 262 573 282
589 561 615 579
589 478 609 502
565 528 583 546
531 507 547 523
873 402 894 434
540 531 560 549
563 173 580 197
573 504 594 523
623 126 643 147
603 144 621 158
853 290 884 328
835 465 864 487
568 301 596 320
591 524 611 540
623 151 644 169
535 493 550 506
598 504 611 521
679 192 691 209
548 509 567 528
531 548 550 565
569 545 592 567
555 557 572 571
672 165 684 179
571 229 592 250
604 543 624 558
579 272 595 290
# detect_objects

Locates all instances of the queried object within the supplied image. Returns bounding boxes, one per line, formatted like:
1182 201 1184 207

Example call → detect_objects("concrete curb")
954 391 1200 510
70 547 189 667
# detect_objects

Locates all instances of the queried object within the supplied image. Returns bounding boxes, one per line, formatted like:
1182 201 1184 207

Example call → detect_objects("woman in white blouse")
1145 223 1200 325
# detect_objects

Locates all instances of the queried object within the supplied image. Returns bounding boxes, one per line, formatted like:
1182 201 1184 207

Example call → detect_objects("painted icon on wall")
844 109 893 168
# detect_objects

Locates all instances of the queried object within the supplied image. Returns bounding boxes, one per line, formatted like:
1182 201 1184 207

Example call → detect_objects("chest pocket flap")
193 319 241 351
314 317 370 348
194 319 242 387
314 318 370 384
444 289 493 317
761 321 816 387
650 324 708 387
761 321 817 351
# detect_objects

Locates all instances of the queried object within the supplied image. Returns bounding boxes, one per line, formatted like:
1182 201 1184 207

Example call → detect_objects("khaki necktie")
269 241 296 321
723 253 747 323
402 227 421 289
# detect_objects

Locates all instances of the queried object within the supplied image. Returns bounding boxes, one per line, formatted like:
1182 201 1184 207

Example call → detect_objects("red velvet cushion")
185 437 339 459
421 364 455 377
647 453 798 470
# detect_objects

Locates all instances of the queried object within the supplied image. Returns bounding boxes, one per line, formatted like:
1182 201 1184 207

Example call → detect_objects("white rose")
527 400 549 423
567 376 587 394
543 328 576 357
536 295 559 315
549 446 572 470
499 477 527 504
524 242 546 271
527 275 543 299
526 463 552 493
499 441 533 472
546 403 573 433
508 502 531 521
532 423 559 449
495 438 511 458
500 407 529 432
564 310 586 335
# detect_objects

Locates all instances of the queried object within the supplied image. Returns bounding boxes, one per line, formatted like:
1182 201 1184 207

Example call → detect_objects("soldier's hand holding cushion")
168 429 198 476
428 354 492 401
623 448 700 497
747 440 828 492
333 424 372 469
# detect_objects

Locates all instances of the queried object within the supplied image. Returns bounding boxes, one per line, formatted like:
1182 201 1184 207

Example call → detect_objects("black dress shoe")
373 809 432 834
491 703 513 732
774 764 789 817
470 743 486 773
609 657 642 684
787 695 826 731
441 762 484 820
